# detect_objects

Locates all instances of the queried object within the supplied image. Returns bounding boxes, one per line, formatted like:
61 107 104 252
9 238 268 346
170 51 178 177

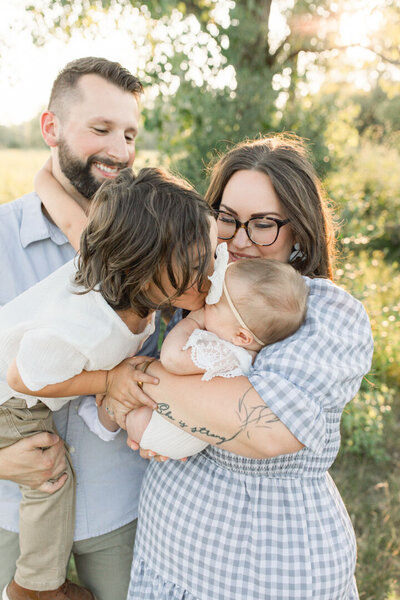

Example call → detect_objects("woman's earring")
289 242 302 262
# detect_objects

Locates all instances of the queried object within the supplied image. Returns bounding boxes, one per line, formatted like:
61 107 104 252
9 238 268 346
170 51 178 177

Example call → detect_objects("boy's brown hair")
75 167 213 318
227 258 309 345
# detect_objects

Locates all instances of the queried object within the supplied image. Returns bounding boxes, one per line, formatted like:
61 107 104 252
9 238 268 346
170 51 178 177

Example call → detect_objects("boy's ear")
232 327 254 348
40 111 59 148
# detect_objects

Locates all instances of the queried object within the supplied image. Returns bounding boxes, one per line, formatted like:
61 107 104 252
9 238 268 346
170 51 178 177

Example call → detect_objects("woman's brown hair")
205 134 336 279
75 167 213 317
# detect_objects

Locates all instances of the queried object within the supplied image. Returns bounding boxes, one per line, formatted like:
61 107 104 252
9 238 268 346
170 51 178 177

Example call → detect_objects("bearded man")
0 57 159 600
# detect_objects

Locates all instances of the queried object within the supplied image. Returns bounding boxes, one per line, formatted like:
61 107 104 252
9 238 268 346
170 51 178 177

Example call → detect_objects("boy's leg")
73 520 137 600
1 399 75 591
0 529 19 591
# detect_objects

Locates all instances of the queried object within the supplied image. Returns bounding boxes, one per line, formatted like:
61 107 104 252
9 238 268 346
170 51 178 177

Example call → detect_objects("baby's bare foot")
126 406 153 446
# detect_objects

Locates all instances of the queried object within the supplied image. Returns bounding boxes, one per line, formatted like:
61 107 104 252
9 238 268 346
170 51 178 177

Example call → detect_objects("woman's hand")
104 356 159 410
0 432 68 493
139 447 170 462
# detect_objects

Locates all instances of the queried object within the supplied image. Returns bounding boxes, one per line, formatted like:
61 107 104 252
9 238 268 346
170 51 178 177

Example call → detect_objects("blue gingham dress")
128 278 374 600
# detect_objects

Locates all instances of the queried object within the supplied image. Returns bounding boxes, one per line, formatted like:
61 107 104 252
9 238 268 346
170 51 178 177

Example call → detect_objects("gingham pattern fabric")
128 277 373 600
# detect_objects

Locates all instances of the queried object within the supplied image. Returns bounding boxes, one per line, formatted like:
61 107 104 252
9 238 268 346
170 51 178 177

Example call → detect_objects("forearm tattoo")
156 386 280 447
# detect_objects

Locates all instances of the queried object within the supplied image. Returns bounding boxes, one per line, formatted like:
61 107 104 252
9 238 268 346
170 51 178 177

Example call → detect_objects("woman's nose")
231 226 252 248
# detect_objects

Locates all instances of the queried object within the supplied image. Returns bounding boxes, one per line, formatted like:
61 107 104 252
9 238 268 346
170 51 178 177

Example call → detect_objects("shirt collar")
20 192 69 248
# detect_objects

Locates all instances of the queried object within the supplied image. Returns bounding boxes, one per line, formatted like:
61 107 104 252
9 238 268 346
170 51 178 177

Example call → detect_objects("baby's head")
204 258 309 350
75 167 214 317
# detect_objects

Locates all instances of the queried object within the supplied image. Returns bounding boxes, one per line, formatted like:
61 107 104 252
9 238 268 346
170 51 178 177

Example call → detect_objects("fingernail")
148 451 155 457
160 457 167 462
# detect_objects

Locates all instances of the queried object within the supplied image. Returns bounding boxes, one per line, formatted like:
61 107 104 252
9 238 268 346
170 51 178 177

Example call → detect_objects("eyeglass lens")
216 212 280 245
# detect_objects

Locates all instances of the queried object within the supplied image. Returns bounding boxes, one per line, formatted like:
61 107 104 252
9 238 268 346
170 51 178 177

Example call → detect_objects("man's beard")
58 138 127 200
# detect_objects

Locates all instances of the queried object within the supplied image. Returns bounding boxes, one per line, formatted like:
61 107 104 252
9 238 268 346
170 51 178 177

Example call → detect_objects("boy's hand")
105 356 159 410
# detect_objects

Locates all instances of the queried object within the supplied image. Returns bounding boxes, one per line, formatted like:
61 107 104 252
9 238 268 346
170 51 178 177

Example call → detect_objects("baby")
125 243 309 459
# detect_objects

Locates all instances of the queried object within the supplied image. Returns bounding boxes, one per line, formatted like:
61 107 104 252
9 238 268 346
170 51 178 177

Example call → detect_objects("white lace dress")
139 329 252 459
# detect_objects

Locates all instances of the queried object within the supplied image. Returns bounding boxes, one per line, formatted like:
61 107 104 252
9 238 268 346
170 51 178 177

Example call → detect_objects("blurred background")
1 1 399 597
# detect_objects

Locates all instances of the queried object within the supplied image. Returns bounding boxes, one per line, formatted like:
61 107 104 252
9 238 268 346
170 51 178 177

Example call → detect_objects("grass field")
1 149 399 598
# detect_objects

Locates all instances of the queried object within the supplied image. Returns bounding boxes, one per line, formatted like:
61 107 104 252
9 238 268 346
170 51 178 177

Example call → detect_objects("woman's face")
219 170 295 263
147 217 218 311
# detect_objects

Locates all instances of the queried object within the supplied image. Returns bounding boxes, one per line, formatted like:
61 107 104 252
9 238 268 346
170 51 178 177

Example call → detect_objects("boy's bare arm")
160 309 206 375
7 356 158 410
35 159 88 252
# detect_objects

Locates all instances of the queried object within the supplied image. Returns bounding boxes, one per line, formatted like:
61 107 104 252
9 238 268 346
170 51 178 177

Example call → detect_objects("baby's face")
204 275 241 343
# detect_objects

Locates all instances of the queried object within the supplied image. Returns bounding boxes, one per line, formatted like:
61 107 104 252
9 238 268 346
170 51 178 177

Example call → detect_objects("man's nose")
107 133 132 165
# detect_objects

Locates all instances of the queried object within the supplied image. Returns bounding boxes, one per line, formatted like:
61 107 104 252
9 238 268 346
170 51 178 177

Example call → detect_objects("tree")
24 0 400 188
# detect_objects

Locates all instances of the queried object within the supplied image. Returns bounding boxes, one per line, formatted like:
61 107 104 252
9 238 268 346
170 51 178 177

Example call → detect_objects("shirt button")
70 446 75 454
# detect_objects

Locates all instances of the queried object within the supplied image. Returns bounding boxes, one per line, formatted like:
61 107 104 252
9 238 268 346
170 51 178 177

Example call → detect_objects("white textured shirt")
0 258 155 409
0 192 160 539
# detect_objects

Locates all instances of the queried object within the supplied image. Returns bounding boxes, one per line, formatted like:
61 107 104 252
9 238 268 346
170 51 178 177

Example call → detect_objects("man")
0 57 159 600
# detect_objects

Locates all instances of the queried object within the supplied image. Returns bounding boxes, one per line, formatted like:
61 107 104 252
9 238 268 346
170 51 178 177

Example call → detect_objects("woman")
123 134 373 600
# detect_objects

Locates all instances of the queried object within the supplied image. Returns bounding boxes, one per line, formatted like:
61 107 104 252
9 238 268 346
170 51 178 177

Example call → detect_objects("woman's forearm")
142 361 303 459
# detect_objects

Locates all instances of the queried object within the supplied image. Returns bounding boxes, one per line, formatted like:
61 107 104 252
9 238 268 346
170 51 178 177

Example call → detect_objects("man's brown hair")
75 167 213 318
48 56 143 116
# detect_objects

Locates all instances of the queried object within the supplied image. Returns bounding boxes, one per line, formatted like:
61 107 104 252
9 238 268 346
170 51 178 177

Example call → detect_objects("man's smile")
93 161 121 178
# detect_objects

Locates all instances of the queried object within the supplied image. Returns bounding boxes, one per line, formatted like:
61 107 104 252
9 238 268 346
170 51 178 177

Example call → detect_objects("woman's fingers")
126 438 140 451
139 447 169 462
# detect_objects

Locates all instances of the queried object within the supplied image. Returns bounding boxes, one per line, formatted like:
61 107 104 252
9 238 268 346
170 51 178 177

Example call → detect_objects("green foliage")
341 381 392 462
333 249 400 462
327 142 400 260
0 115 45 149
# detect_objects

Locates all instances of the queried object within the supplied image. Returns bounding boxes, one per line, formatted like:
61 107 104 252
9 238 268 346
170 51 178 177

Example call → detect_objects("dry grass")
0 148 159 204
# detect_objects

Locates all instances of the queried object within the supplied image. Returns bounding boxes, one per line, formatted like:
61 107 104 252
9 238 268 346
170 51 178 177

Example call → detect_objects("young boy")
0 167 214 600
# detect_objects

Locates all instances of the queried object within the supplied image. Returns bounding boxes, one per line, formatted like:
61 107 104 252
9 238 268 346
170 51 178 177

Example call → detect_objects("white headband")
206 243 264 345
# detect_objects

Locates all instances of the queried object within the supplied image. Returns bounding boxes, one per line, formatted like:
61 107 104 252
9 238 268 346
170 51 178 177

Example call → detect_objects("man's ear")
40 111 59 148
232 327 254 348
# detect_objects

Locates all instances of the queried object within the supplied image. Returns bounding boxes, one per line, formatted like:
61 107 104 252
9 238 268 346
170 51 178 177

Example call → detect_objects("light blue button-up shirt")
0 192 160 540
